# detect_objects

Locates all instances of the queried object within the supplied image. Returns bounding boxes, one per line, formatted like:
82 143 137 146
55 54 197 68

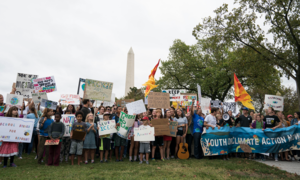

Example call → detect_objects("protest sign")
15 73 38 98
162 89 186 101
201 97 211 115
210 100 222 108
116 99 134 107
117 112 136 139
0 106 4 112
151 118 170 136
32 92 48 105
45 139 59 145
6 94 23 109
180 93 197 106
94 93 115 107
197 84 201 103
98 120 117 136
144 96 148 105
72 131 86 141
264 94 284 111
126 99 146 115
134 127 155 141
60 94 80 105
0 117 34 143
77 78 85 98
33 76 57 93
201 125 300 156
60 114 76 137
169 121 178 137
148 92 170 109
41 99 57 110
83 79 113 101
223 102 237 114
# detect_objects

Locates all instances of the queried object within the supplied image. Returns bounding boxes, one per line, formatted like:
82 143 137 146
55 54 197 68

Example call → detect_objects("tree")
193 0 300 109
124 87 144 101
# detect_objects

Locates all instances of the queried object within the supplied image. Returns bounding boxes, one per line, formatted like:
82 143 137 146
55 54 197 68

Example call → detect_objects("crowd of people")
0 94 299 168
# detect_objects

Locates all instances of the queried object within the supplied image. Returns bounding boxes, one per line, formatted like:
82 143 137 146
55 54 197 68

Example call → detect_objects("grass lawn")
1 154 299 180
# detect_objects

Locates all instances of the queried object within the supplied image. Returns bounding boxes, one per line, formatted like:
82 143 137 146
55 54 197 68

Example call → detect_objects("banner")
116 99 134 107
60 114 76 137
15 73 38 98
223 102 237 114
32 92 48 105
98 120 117 136
148 92 170 109
6 94 23 109
60 94 80 105
162 89 186 101
33 76 57 93
0 117 34 143
77 78 85 98
197 84 201 103
126 99 146 115
83 79 113 101
134 127 155 141
117 112 136 139
180 93 197 106
201 98 211 115
41 99 57 110
210 100 222 108
264 94 284 111
201 125 300 156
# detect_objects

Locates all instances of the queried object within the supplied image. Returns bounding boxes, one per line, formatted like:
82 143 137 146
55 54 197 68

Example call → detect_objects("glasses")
107 109 111 111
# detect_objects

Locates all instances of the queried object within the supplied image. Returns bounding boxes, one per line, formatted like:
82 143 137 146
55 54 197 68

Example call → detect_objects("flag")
143 59 160 97
234 73 255 110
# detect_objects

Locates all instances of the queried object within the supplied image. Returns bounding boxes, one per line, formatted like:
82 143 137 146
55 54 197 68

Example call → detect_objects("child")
83 113 97 164
138 117 152 164
99 112 115 163
251 114 266 161
60 110 72 162
0 106 24 168
48 113 65 166
70 111 87 165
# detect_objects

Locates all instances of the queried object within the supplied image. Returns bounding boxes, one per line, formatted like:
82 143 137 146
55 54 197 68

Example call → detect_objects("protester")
129 115 140 162
60 110 72 162
163 110 173 160
137 116 151 164
99 112 115 163
287 114 293 126
81 99 91 122
290 112 300 162
114 106 126 162
65 105 75 114
26 103 39 157
151 109 165 161
83 113 97 164
250 114 265 161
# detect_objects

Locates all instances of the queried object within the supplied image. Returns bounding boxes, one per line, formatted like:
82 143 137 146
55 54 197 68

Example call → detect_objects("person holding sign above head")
83 113 97 164
174 108 188 159
99 112 115 163
151 109 165 161
0 106 24 168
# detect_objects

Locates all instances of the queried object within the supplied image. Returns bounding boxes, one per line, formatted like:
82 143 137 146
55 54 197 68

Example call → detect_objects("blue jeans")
27 128 37 155
193 133 203 159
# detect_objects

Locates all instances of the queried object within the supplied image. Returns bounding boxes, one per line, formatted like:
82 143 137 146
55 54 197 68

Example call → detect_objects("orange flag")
143 59 160 97
234 73 255 110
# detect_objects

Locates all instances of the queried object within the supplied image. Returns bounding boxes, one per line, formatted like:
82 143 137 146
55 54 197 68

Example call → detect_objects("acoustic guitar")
177 126 189 159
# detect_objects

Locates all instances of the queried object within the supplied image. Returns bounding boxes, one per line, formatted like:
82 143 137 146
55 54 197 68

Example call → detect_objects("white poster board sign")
60 94 80 105
41 99 57 110
197 84 201 103
6 94 23 109
201 97 211 115
32 92 48 105
162 89 186 101
60 114 76 137
126 99 146 115
98 120 117 136
134 127 155 141
117 112 136 139
33 76 57 93
264 94 284 111
0 117 34 143
210 100 222 108
15 73 38 98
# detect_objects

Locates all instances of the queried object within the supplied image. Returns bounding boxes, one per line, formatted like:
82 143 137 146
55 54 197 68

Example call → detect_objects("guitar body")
177 142 189 159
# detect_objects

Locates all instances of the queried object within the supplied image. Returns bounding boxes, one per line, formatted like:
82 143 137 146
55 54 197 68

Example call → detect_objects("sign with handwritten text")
41 99 57 110
148 92 170 109
60 114 76 137
98 120 117 136
15 73 38 98
6 94 23 109
45 139 59 145
134 127 155 141
126 99 146 115
264 94 284 111
117 112 136 139
32 92 48 105
169 121 178 137
60 94 80 105
33 76 57 93
83 79 113 101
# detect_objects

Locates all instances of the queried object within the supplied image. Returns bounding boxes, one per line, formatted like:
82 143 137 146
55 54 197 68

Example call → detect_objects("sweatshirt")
48 122 65 139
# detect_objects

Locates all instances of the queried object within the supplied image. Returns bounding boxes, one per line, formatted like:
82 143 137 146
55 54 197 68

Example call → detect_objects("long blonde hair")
85 113 94 123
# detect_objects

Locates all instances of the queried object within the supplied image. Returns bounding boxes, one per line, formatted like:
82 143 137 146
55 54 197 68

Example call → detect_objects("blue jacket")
291 118 298 126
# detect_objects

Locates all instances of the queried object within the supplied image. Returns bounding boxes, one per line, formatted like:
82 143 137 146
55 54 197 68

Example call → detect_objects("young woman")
186 111 193 159
64 105 75 114
251 115 265 160
174 109 188 159
83 113 97 164
291 112 300 162
151 109 165 161
163 110 173 160
26 103 39 157
129 115 140 162
278 113 290 161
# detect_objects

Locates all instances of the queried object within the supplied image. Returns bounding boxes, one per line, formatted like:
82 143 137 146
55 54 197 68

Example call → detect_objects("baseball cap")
242 107 249 111
142 117 149 121
287 115 293 118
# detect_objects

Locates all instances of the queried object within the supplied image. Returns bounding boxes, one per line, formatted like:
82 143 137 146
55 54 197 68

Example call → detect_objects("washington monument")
125 47 134 96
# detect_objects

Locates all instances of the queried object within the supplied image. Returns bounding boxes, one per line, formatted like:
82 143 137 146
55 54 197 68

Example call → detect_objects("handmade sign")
41 99 57 110
72 131 86 141
210 100 222 108
77 78 86 98
0 117 34 143
15 73 38 98
116 99 134 107
98 120 117 136
201 98 211 115
32 92 48 105
162 89 186 101
151 118 170 136
223 102 237 114
60 114 76 137
201 125 300 156
134 127 155 141
6 94 23 109
117 112 136 139
180 93 197 106
126 99 146 115
83 79 113 101
264 94 284 111
169 121 178 137
33 76 57 93
60 94 80 105
197 84 201 103
144 96 148 105
45 139 59 145
148 92 170 109
0 106 4 112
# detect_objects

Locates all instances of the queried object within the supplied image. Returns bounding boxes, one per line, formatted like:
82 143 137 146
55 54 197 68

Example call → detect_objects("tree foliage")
124 87 144 101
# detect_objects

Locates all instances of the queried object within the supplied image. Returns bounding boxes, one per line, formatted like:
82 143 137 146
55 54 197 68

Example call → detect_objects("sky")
0 0 296 103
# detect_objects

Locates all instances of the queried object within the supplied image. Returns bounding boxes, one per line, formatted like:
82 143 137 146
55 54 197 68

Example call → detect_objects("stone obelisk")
125 47 134 96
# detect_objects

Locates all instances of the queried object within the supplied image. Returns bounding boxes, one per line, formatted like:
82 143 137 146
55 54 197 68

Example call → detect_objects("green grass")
1 154 299 180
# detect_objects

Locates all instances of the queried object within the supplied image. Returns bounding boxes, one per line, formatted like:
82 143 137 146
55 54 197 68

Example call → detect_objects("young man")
114 106 127 162
190 99 204 159
235 107 252 128
204 107 218 130
81 99 91 122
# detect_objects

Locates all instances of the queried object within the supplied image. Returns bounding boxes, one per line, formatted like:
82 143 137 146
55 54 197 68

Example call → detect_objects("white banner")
32 92 48 105
60 94 80 105
6 94 23 109
197 84 201 103
15 73 38 98
210 100 222 108
162 89 186 101
117 112 136 139
264 94 284 111
41 99 57 110
33 76 57 93
0 117 34 143
126 99 146 115
98 120 117 136
134 127 155 141
60 114 76 137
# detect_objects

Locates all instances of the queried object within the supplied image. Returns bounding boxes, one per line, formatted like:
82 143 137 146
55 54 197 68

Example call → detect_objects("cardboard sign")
117 112 136 138
60 94 80 105
6 94 23 109
32 92 48 105
148 92 170 109
264 94 284 111
83 79 113 101
151 118 170 136
33 76 57 93
41 99 57 110
134 127 155 141
77 78 85 98
72 131 86 141
162 89 186 101
210 100 222 108
98 120 117 136
126 99 146 115
15 73 38 98
116 99 134 107
45 139 59 145
60 114 76 137
169 121 178 137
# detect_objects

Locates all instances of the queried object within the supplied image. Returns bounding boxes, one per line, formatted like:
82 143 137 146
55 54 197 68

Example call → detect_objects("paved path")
254 160 300 175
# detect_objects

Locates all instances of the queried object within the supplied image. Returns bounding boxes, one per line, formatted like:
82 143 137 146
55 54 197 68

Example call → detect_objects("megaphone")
223 113 230 121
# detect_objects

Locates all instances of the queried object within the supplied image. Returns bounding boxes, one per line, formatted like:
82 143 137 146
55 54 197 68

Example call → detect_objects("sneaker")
152 158 155 161
105 159 108 163
146 161 149 165
292 157 295 161
161 159 165 162
18 157 22 159
275 159 278 162
139 161 143 164
166 157 170 160
100 160 103 163
34 156 37 160
171 156 174 159
115 160 119 162
10 163 17 167
91 160 94 164
85 161 88 164
41 160 44 163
